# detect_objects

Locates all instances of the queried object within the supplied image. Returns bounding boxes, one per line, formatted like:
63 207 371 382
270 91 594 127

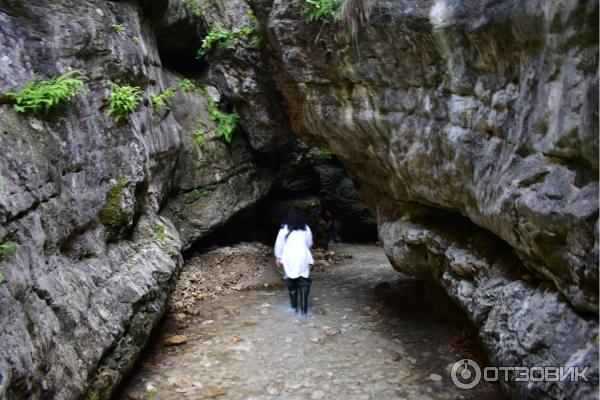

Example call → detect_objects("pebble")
384 349 401 362
311 390 326 399
428 373 442 382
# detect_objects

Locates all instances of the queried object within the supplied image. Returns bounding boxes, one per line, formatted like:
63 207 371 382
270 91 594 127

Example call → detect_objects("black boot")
299 278 311 315
288 288 298 312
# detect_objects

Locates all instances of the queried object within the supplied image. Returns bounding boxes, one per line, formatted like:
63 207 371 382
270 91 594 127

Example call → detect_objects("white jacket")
274 224 314 279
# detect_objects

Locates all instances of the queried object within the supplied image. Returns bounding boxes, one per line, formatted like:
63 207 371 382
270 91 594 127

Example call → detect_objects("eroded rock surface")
252 0 599 397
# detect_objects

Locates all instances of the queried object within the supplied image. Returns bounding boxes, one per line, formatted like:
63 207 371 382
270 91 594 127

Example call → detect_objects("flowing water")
117 244 504 400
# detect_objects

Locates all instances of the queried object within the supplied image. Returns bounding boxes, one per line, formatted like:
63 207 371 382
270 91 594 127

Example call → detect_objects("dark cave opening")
155 20 207 76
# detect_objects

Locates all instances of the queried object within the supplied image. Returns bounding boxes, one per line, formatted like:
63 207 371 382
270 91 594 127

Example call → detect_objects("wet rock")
164 335 189 347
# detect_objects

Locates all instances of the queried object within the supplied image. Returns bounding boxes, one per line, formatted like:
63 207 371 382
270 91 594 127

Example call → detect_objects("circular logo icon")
451 359 481 389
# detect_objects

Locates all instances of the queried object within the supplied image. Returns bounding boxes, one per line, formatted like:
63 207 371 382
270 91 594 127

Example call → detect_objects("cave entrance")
182 156 379 259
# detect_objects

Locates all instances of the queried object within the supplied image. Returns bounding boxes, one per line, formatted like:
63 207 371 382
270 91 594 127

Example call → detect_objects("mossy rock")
99 177 131 237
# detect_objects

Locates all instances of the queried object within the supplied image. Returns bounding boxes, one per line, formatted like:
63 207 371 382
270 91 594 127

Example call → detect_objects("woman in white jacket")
274 208 314 315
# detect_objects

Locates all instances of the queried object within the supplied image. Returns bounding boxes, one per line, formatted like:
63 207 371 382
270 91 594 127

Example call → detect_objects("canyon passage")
0 0 597 399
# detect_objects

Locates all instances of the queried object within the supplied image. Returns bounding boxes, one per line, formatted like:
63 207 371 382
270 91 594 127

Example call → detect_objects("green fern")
108 83 142 121
197 25 256 59
150 87 175 112
178 78 197 92
204 92 238 144
111 24 125 35
7 70 87 114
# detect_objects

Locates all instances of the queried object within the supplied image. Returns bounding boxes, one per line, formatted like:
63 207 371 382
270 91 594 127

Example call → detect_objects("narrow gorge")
0 0 597 399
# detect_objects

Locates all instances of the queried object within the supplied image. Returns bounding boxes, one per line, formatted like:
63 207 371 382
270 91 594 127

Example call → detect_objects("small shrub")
150 87 175 112
0 241 17 261
297 0 343 22
0 271 5 284
132 36 141 44
108 83 142 121
7 70 87 114
178 78 197 92
193 127 206 149
111 24 125 35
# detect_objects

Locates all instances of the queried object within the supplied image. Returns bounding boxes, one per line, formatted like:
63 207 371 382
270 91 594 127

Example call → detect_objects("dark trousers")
285 277 311 315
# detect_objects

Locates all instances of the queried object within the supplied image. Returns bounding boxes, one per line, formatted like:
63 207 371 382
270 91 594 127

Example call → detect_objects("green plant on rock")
197 27 235 58
150 87 176 112
193 127 206 149
99 177 129 229
205 94 238 144
108 83 142 121
319 147 333 159
111 23 125 35
182 0 205 16
192 187 213 197
297 0 343 22
178 78 197 92
132 36 141 44
0 241 17 262
251 36 264 48
196 25 256 59
153 224 167 243
7 70 87 114
0 271 5 284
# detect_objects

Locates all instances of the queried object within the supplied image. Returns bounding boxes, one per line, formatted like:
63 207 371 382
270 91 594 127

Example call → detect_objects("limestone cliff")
250 0 599 398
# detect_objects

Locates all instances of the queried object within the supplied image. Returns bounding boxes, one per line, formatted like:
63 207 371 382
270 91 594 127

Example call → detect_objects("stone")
384 350 401 362
427 374 442 382
324 327 341 336
163 335 189 347
202 386 228 398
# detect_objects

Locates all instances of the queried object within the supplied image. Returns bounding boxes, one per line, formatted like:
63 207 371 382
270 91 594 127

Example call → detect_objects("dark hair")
281 208 308 232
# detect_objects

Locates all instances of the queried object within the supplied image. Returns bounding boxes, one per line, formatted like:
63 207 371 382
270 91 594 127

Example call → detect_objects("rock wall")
0 0 283 397
0 0 372 398
251 0 599 397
